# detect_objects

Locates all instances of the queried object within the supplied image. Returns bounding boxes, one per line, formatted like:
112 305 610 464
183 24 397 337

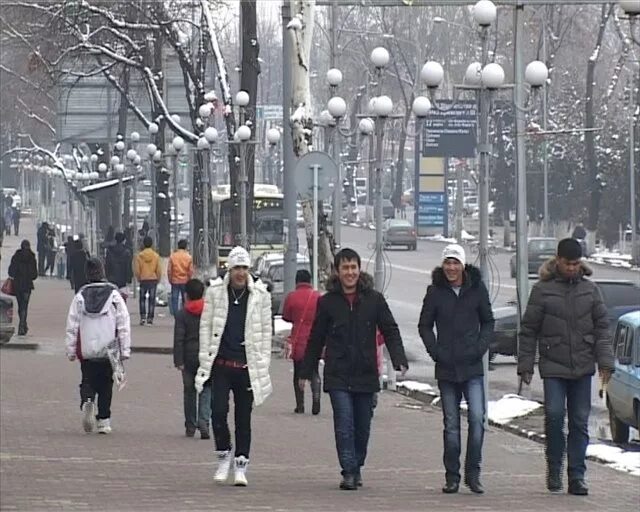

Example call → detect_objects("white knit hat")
442 243 466 266
228 246 251 268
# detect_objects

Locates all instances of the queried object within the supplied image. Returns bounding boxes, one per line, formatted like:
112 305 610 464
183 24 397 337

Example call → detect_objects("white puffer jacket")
195 273 272 406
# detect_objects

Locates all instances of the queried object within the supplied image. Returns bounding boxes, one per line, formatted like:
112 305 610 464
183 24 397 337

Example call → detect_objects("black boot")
339 474 357 490
311 395 321 415
464 476 484 494
294 383 305 414
546 468 562 492
568 479 588 496
442 481 459 494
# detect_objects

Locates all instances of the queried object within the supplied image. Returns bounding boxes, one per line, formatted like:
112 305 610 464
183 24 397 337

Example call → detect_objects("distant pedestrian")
65 258 131 435
105 232 133 298
282 269 321 415
173 278 211 439
133 236 161 325
518 238 614 496
36 222 49 275
8 240 38 336
65 235 76 289
11 206 20 235
3 206 11 236
167 239 193 315
44 226 57 276
300 248 408 490
195 246 272 487
69 238 89 293
418 243 494 495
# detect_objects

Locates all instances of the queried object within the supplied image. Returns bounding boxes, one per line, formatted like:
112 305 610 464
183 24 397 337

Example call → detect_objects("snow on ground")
587 251 638 270
586 443 640 476
397 380 435 393
486 394 542 425
421 234 458 244
274 317 292 335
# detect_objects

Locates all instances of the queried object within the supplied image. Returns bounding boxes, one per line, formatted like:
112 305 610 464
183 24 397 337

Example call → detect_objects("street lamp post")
327 67 344 247
114 137 126 231
266 128 281 186
171 135 185 249
236 90 251 250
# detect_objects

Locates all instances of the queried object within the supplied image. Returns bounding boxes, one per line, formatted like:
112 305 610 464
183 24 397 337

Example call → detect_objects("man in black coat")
36 222 49 275
105 232 133 291
8 239 38 335
418 244 494 495
300 248 408 491
69 238 89 293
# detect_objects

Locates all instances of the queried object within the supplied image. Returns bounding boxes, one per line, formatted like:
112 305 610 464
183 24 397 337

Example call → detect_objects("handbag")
1 277 14 296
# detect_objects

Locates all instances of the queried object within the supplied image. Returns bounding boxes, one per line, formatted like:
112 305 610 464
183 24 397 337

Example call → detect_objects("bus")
212 184 284 269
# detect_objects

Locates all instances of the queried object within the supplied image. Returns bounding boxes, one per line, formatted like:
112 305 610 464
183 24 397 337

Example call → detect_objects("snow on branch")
201 0 232 107
15 97 56 136
0 64 55 102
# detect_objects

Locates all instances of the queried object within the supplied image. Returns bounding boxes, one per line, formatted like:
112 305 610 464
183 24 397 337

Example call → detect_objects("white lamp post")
266 127 281 186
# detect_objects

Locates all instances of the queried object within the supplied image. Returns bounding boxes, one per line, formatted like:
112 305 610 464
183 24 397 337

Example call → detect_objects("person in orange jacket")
133 236 162 325
168 239 193 315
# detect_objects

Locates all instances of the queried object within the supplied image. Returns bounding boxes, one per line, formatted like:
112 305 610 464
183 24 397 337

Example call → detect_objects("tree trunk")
116 66 130 231
392 104 412 209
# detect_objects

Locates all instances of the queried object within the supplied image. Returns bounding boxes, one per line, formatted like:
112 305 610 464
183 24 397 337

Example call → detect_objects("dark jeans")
139 281 157 321
79 359 113 420
37 251 46 275
543 375 591 481
44 250 55 275
182 367 212 430
170 283 187 316
211 364 254 457
15 290 31 334
328 390 375 476
292 360 320 410
438 376 485 484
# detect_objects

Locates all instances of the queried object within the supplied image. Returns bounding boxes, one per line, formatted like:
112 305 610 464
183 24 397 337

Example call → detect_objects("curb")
394 386 632 471
0 342 40 351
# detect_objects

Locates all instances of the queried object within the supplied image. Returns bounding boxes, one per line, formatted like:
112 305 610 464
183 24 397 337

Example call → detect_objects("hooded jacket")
64 281 131 361
418 265 495 383
8 248 38 292
134 248 162 282
195 273 272 406
105 243 133 288
282 282 322 362
301 272 408 393
517 258 614 380
173 299 204 370
167 249 193 285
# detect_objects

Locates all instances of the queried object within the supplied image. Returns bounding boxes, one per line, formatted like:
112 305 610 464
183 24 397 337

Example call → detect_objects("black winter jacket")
301 272 408 393
70 249 89 293
8 248 38 292
418 265 495 383
517 258 614 380
173 308 202 371
105 243 133 288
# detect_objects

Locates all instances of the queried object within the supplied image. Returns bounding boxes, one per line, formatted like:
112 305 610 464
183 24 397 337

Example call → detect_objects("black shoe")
146 318 153 325
465 478 484 494
355 473 363 487
546 471 562 492
185 427 196 438
568 479 588 496
294 406 304 414
139 318 146 326
312 399 320 415
442 481 459 494
200 429 210 440
339 474 357 490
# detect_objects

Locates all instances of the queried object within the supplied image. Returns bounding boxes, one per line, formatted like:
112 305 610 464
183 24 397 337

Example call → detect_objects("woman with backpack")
8 239 38 335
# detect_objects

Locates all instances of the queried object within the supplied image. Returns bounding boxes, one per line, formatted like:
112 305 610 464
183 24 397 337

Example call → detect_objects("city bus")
211 184 284 269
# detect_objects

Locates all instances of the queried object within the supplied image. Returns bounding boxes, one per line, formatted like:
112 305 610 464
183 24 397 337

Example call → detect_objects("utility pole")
630 74 638 265
282 2 297 297
477 28 490 283
330 0 342 247
542 15 549 236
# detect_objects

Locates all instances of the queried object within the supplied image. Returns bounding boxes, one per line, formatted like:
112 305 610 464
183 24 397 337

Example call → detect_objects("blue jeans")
139 281 157 321
328 390 374 476
182 368 212 430
170 284 187 316
543 375 591 481
438 376 485 484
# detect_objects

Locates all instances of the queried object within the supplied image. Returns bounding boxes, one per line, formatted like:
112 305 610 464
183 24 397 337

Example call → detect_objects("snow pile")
398 381 435 393
587 251 636 270
274 317 292 336
486 394 542 425
586 443 640 476
422 234 458 243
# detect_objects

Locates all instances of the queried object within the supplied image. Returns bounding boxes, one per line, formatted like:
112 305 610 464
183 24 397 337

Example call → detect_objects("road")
298 224 640 439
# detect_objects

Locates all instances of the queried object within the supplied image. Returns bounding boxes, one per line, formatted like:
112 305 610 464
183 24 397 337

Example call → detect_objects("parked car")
491 279 640 359
607 310 640 444
383 219 417 250
382 199 395 220
260 256 310 317
463 195 478 215
510 237 557 278
0 293 15 344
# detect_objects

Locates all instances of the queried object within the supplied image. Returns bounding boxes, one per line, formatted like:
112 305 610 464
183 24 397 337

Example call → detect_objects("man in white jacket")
65 258 131 435
195 246 272 487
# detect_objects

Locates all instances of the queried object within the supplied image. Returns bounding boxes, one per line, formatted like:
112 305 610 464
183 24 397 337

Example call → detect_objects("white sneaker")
214 450 232 483
82 400 96 433
96 418 112 434
233 456 249 487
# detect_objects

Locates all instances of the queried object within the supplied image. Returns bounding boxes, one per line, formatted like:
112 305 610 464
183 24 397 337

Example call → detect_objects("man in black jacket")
300 248 408 491
105 232 133 293
36 222 49 275
69 238 89 293
173 279 211 439
418 244 494 495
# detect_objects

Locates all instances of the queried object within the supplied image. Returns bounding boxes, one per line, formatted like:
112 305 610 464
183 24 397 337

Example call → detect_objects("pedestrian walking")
69 238 89 293
300 248 408 490
173 278 211 439
3 206 12 236
517 238 614 496
167 239 193 315
133 236 161 325
282 269 321 415
105 232 133 297
195 246 272 487
44 226 57 276
418 244 494 494
65 258 131 435
8 239 38 336
36 222 49 275
11 206 20 236
65 235 76 289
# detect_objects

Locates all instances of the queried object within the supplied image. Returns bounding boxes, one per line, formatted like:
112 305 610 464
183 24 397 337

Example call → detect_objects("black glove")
520 372 533 385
